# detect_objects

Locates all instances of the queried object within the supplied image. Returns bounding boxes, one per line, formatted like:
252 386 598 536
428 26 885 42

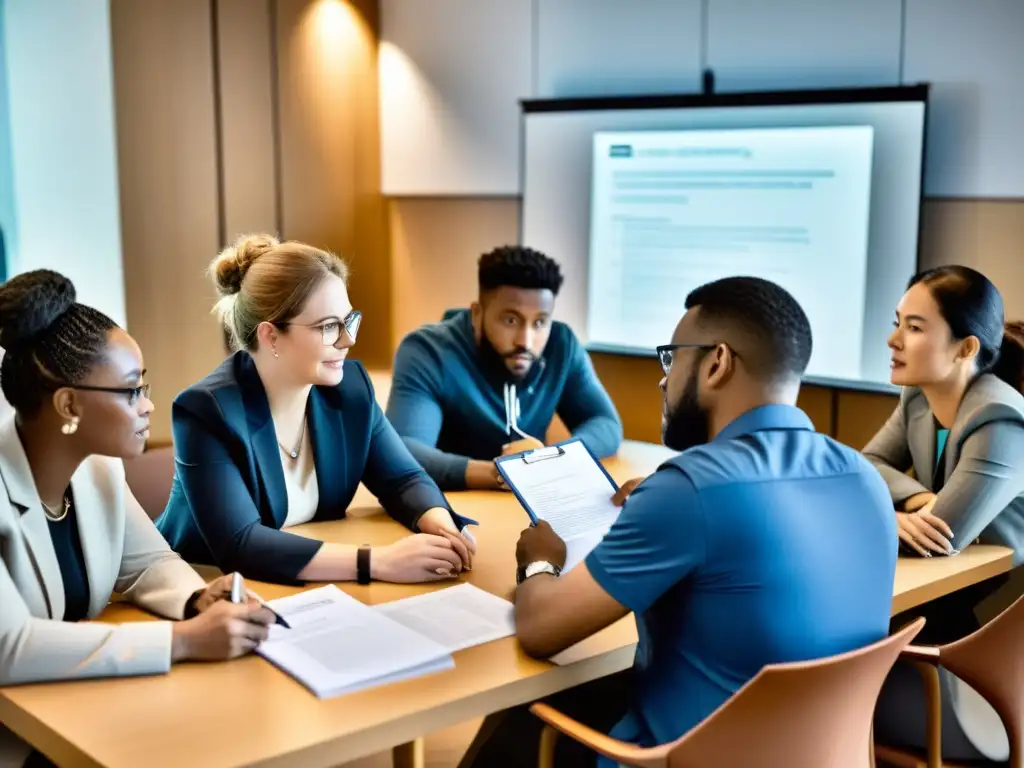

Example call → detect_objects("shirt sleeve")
386 334 470 490
556 332 623 459
117 479 206 620
362 397 460 529
928 419 1024 548
862 398 931 505
585 467 706 615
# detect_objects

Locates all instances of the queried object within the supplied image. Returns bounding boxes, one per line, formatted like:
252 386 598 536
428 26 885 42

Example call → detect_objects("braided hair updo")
0 270 118 416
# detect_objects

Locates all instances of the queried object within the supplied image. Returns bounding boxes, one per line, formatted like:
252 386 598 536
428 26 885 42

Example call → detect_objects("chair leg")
538 725 558 768
910 661 943 768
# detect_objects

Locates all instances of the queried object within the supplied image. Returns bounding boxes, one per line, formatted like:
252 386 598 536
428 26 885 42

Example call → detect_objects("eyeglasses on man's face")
655 343 717 376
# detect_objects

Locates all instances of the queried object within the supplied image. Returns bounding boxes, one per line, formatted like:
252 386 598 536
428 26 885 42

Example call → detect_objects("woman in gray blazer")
865 265 1024 763
0 271 274 768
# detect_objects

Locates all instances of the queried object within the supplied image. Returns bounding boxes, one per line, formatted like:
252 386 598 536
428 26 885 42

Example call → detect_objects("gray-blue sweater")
386 309 623 490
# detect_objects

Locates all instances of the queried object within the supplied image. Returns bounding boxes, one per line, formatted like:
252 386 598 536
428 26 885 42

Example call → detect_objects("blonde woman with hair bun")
156 234 474 585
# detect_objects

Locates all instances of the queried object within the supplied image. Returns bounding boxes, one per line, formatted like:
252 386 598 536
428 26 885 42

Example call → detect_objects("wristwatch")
516 560 562 585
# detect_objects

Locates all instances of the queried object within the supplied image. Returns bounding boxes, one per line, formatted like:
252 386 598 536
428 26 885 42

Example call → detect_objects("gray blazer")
0 416 206 767
863 373 1024 566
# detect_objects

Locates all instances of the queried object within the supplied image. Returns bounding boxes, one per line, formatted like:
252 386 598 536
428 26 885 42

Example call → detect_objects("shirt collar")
714 404 814 443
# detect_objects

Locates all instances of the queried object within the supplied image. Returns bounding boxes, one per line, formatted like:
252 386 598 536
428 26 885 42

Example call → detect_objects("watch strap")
356 545 372 585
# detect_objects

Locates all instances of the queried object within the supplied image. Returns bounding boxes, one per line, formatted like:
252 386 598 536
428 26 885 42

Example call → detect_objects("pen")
230 572 291 629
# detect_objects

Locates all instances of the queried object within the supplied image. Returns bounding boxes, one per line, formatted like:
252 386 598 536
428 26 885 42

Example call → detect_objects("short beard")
662 367 710 452
478 328 534 381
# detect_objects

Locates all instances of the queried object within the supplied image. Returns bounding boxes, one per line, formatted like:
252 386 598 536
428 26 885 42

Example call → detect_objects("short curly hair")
0 270 118 415
685 276 813 382
478 245 563 295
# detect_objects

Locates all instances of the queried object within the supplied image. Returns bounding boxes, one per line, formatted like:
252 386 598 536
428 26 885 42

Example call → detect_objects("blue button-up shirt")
587 405 897 751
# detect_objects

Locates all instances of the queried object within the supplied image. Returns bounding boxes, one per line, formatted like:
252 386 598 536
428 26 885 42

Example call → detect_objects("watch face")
525 561 556 578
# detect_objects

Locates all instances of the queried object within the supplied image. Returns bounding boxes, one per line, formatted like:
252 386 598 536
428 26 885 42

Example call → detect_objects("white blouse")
280 426 319 528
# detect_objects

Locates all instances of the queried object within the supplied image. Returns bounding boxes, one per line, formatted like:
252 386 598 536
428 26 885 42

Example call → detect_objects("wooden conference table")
0 441 1014 768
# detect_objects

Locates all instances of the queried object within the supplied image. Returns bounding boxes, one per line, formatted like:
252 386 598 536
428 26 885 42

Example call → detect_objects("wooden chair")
123 444 176 520
531 617 925 768
876 593 1024 768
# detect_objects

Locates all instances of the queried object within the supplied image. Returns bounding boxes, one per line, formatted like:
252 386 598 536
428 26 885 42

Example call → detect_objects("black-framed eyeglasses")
656 343 721 376
62 383 152 405
279 310 362 347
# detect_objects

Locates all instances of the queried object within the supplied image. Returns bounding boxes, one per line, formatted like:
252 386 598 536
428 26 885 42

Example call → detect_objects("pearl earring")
273 347 279 358
61 417 79 436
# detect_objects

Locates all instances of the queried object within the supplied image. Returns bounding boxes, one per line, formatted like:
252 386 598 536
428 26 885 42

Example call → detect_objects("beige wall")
389 198 520 347
112 0 389 443
112 0 223 445
387 197 1024 448
110 1 1024 449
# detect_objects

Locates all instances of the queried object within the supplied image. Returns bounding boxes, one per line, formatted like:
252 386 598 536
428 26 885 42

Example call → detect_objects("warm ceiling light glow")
310 0 362 51
379 40 450 189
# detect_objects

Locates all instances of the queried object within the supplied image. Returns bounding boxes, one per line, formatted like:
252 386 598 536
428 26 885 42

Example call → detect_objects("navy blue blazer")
156 352 456 584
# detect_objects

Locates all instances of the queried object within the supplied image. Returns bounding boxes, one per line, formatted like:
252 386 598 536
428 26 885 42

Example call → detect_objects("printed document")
497 439 621 571
376 583 515 653
258 585 454 699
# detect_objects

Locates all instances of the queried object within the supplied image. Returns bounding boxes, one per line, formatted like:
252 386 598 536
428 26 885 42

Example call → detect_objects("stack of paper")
258 585 455 699
375 583 515 653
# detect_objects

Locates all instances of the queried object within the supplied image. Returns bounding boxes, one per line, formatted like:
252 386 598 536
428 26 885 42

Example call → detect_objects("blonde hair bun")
211 233 280 296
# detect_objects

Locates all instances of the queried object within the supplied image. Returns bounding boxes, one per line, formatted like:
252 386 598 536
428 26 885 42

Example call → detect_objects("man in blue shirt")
472 276 898 766
386 245 622 490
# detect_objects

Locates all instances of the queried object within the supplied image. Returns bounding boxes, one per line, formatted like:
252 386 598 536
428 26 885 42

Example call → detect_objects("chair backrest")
940 592 1024 759
124 445 176 520
662 618 925 768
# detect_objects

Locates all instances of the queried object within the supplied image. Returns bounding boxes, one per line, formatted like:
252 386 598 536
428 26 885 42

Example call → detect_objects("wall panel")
216 0 279 240
904 0 1024 198
919 199 1024 319
389 198 519 348
536 0 702 98
276 0 391 367
379 0 532 195
701 0 902 92
112 0 222 442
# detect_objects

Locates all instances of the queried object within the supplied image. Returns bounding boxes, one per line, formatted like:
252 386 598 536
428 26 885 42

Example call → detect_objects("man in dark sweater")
386 245 623 490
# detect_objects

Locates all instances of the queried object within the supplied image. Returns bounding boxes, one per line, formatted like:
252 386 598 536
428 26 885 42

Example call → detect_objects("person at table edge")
864 265 1024 764
156 234 475 586
0 271 275 768
471 277 898 766
863 266 1024 569
385 245 623 491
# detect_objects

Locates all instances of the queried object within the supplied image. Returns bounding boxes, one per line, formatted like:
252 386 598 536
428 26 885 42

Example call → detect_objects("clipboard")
495 437 620 526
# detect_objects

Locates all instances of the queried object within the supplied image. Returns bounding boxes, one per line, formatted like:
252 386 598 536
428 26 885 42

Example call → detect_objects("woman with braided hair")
0 270 274 767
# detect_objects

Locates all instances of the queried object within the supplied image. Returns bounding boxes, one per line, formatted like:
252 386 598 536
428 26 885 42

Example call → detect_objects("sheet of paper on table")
259 585 454 699
375 583 515 653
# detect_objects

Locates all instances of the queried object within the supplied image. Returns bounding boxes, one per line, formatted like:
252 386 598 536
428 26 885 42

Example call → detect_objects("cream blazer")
0 416 205 767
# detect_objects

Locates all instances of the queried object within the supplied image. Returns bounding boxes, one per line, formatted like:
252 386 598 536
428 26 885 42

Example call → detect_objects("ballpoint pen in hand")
230 572 291 629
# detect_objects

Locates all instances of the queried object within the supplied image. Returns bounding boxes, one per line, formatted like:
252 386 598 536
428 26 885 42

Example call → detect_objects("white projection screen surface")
520 87 928 390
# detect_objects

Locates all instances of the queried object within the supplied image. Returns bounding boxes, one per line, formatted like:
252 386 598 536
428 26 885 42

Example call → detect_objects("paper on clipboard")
496 438 621 572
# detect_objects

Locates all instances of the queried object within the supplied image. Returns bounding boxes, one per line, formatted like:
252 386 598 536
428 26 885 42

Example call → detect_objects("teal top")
936 428 949 471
